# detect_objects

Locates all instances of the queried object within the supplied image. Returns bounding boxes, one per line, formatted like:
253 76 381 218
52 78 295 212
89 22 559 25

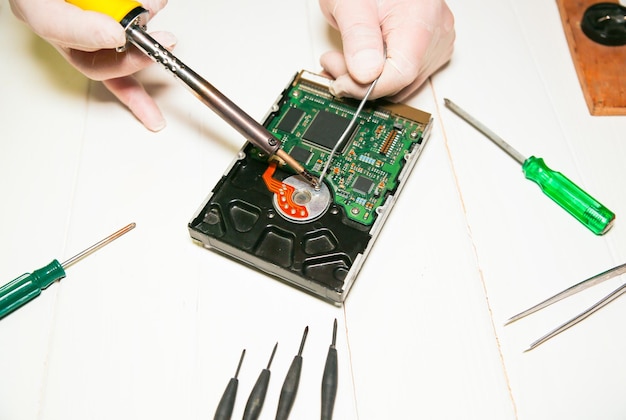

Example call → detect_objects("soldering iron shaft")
125 25 317 187
64 0 317 187
126 26 276 155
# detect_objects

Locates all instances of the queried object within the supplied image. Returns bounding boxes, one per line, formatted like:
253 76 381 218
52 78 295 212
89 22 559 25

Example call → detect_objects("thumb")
330 0 385 84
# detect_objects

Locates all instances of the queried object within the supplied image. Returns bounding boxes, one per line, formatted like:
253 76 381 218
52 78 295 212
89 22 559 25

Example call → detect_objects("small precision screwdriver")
214 349 246 420
321 319 338 420
275 326 309 420
0 223 135 320
243 342 278 420
66 0 318 188
444 99 615 235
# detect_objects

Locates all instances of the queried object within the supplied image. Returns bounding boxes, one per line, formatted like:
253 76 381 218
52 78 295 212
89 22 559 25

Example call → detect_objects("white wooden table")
1 0 625 418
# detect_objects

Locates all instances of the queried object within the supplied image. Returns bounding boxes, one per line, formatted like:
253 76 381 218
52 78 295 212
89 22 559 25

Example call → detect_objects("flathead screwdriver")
321 319 338 420
243 342 278 420
0 223 135 320
214 349 246 420
275 326 309 420
444 99 615 235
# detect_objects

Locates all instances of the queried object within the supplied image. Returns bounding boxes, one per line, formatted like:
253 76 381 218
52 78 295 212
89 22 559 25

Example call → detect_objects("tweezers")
506 262 626 351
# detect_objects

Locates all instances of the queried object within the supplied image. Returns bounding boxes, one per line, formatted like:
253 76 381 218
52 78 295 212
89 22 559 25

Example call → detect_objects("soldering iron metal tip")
274 148 319 189
301 169 321 190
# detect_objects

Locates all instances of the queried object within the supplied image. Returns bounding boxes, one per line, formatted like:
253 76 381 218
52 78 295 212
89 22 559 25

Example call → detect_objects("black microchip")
276 107 305 133
353 176 375 195
302 110 354 150
289 146 313 165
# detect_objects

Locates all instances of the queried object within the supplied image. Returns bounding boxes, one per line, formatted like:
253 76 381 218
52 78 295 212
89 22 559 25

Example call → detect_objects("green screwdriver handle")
0 260 65 320
522 156 615 235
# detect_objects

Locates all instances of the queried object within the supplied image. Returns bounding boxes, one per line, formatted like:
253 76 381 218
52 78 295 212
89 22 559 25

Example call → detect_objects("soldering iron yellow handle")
66 0 143 24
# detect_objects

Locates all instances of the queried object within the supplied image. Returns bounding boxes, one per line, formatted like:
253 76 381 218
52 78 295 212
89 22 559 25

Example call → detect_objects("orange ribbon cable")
262 162 309 219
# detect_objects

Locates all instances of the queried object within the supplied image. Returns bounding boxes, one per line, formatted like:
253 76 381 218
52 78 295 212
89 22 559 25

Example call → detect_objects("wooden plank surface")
556 0 626 115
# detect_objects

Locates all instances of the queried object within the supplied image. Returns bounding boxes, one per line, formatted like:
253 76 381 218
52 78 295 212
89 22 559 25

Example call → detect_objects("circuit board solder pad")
189 70 432 304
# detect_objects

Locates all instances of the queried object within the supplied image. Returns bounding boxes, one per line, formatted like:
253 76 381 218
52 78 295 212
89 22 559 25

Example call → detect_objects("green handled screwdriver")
444 99 615 235
0 223 135 320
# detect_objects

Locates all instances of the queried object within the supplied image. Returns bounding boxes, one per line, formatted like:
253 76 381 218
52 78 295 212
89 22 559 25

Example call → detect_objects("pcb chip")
302 110 355 150
276 107 305 133
289 145 313 165
353 175 375 195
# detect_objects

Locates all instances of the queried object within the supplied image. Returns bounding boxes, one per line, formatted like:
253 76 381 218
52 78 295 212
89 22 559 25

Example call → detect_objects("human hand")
319 0 455 102
9 0 175 131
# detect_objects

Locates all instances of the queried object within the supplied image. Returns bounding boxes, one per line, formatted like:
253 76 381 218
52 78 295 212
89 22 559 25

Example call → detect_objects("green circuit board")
253 71 431 226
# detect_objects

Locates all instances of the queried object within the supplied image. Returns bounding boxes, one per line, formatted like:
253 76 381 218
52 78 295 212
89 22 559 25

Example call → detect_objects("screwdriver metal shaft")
0 223 135 320
214 349 246 420
275 326 309 420
444 99 615 235
243 342 278 420
321 319 338 420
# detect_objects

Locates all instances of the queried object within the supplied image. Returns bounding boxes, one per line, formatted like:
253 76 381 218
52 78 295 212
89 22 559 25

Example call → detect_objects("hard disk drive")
188 70 432 304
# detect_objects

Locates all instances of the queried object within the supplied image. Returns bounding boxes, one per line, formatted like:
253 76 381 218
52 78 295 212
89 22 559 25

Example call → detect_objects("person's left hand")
319 0 455 102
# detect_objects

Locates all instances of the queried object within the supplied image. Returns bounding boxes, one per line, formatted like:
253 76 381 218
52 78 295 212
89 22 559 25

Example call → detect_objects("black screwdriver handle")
243 369 271 420
275 355 303 420
321 346 338 420
214 378 238 420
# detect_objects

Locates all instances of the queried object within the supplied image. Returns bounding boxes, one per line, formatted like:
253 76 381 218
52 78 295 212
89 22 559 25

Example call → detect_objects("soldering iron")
67 0 319 188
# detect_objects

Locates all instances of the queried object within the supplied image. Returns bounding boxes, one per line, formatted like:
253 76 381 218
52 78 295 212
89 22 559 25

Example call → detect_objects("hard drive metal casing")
189 70 432 304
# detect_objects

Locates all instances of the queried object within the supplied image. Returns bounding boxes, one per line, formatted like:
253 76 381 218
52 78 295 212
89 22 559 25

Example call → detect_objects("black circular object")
581 2 626 46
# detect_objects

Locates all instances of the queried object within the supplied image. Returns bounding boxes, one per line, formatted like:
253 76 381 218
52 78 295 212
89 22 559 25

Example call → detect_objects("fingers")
374 12 437 97
9 0 173 132
58 30 177 132
10 0 126 51
59 31 177 81
103 76 166 132
319 0 385 84
9 0 169 52
141 0 168 19
319 0 455 101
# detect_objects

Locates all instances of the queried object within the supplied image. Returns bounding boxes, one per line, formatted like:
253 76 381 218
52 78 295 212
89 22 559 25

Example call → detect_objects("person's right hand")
9 0 176 131
319 0 455 102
